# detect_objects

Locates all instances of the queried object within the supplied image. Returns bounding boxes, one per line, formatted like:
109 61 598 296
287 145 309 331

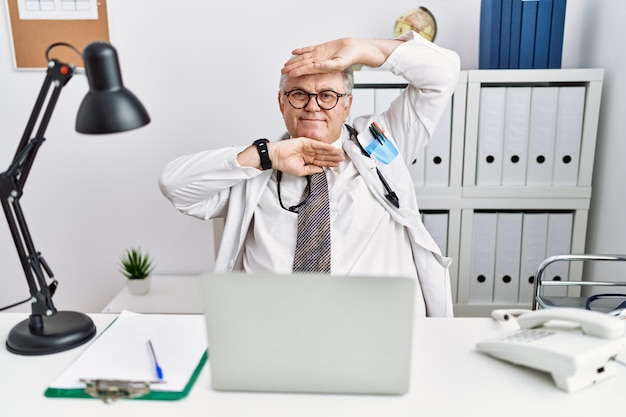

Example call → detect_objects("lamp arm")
0 198 55 316
11 69 53 167
0 59 74 318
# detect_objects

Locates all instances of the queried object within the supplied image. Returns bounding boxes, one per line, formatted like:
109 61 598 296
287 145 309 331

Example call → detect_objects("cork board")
6 0 110 69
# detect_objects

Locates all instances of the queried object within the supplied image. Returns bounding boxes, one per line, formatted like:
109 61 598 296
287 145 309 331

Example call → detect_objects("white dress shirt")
242 128 426 314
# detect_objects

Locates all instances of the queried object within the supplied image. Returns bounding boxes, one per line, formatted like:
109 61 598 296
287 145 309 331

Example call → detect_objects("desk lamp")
0 42 150 355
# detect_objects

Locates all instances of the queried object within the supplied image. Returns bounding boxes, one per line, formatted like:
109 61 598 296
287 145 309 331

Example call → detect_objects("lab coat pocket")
356 126 399 165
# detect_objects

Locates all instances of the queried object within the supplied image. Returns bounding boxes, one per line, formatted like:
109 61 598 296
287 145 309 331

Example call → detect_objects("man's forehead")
284 71 344 91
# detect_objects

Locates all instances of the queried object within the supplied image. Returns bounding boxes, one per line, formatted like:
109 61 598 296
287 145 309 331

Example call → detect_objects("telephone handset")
477 308 626 392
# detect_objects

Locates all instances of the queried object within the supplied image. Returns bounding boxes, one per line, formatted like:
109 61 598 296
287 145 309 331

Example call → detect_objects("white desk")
102 275 203 313
2 313 625 417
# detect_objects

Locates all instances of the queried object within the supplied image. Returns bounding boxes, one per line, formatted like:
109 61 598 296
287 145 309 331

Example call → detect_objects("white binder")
469 212 498 303
476 88 506 185
553 86 585 186
493 212 523 304
501 87 531 185
543 212 573 297
424 99 452 186
518 212 549 305
422 212 449 257
349 88 375 124
526 87 559 186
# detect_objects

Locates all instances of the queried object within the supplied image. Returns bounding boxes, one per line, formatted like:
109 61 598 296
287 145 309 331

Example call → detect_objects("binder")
493 212 523 304
518 212 549 304
469 212 498 303
424 98 452 186
548 0 567 68
543 212 573 297
476 87 506 185
499 0 514 68
553 86 585 186
533 0 554 69
509 0 524 68
479 0 502 69
526 87 558 186
349 88 375 124
422 212 449 256
519 0 538 69
501 86 531 185
45 310 208 401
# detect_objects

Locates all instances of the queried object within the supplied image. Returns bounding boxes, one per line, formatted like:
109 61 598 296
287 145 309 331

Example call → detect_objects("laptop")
200 272 416 395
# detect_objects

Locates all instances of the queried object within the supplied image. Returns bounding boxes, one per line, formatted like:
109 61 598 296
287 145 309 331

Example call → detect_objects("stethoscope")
276 125 400 212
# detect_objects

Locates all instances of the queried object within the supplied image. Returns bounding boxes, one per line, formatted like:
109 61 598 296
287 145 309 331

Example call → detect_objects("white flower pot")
127 276 151 295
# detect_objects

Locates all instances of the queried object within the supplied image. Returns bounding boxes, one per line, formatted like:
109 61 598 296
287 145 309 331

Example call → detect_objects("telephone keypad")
501 329 556 343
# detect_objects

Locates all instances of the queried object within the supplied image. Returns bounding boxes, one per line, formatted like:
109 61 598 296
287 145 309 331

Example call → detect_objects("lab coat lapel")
343 139 447 263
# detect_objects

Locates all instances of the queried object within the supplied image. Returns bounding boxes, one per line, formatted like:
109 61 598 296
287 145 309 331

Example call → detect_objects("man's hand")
238 138 344 176
282 38 360 77
281 38 401 78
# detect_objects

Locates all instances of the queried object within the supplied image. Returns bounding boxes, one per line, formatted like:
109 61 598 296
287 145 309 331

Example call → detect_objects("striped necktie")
292 172 331 273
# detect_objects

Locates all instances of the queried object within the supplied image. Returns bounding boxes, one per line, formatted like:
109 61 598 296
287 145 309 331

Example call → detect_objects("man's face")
278 71 352 144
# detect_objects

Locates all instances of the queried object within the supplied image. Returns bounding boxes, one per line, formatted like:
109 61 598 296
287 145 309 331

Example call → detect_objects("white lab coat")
159 31 460 316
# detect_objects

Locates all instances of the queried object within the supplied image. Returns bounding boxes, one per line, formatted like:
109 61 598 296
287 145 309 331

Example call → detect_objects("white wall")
576 1 626 282
0 0 623 313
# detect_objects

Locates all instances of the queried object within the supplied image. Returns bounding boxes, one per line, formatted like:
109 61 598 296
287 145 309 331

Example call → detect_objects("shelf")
352 69 603 317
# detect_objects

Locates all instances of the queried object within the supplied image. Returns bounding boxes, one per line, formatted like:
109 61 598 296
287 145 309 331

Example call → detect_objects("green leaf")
119 247 155 279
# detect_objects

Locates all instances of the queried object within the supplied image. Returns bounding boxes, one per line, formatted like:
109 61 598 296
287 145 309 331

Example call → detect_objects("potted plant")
119 247 155 295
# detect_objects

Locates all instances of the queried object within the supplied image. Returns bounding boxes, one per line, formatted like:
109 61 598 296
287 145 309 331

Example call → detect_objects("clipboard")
44 310 208 402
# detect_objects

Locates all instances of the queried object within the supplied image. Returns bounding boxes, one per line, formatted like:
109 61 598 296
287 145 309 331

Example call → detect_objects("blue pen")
148 339 164 380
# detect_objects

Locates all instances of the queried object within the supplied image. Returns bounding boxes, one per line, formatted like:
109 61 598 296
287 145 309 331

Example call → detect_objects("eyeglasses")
283 89 347 110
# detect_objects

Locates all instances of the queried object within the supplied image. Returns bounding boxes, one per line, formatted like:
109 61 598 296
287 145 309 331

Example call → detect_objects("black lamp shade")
76 42 150 134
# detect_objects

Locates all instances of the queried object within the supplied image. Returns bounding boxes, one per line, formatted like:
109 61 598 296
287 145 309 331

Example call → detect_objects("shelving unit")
353 68 604 317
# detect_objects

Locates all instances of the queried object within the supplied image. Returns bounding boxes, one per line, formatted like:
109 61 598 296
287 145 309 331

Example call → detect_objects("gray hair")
279 65 355 95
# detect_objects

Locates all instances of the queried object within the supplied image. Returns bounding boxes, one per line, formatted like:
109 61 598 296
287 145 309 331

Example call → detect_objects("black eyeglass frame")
283 88 348 111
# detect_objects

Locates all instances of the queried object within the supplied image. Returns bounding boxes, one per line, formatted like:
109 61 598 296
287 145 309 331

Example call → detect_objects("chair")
533 254 626 312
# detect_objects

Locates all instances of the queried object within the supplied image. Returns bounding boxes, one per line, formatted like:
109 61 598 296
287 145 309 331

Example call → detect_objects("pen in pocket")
371 122 389 142
369 124 384 144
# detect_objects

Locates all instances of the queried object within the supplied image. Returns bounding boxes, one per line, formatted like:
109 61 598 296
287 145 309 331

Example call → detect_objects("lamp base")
6 311 96 355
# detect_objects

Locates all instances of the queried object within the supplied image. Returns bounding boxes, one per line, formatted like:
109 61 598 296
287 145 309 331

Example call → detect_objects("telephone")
476 308 626 392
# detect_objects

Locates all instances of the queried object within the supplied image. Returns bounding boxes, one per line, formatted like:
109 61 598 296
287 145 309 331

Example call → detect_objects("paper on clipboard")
47 310 207 394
